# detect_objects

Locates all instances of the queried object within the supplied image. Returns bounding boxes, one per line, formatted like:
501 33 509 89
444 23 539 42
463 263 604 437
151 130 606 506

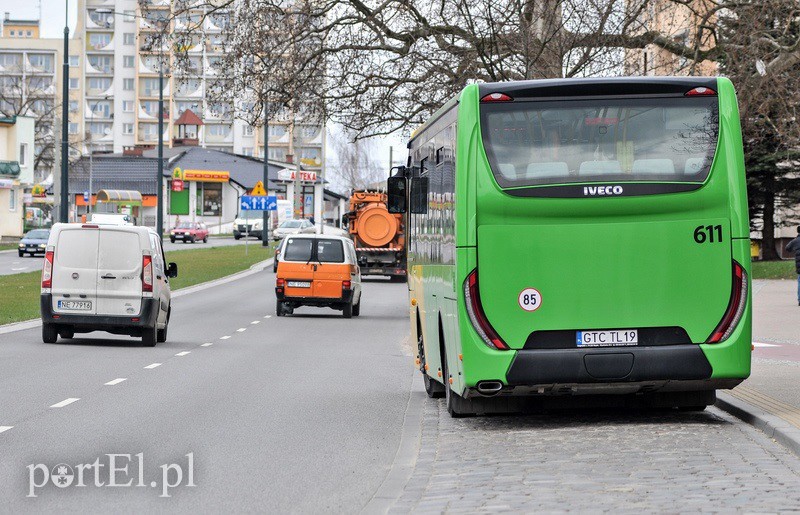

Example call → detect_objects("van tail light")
707 261 748 343
463 269 508 350
42 250 54 288
276 278 286 288
142 255 153 293
343 280 352 290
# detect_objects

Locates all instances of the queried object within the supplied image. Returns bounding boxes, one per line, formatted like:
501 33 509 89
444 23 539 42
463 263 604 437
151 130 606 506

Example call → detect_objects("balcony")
26 56 55 74
86 35 114 52
140 0 170 7
86 58 114 75
86 10 115 29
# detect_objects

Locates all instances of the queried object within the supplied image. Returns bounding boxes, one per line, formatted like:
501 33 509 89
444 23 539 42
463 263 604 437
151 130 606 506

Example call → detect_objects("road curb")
716 391 800 457
0 258 273 335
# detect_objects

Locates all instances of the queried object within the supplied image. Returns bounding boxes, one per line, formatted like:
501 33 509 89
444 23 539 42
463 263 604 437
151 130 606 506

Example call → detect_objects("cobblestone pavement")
389 397 800 513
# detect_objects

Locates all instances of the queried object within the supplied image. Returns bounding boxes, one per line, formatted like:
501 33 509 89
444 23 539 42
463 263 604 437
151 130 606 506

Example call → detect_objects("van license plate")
58 300 92 311
577 329 638 347
287 281 311 288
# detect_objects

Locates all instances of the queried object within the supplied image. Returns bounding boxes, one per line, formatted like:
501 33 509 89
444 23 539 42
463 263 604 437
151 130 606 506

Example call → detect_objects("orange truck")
342 190 407 281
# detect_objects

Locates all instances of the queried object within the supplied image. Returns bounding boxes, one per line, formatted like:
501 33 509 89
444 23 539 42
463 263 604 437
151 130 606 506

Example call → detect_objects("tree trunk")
761 180 780 260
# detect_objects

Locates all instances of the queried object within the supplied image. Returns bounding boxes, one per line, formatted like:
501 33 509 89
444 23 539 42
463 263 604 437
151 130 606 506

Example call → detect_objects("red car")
170 221 209 243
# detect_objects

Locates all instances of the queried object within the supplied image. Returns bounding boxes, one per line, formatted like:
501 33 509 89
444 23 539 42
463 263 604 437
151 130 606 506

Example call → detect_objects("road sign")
240 195 277 211
250 181 267 196
83 191 89 202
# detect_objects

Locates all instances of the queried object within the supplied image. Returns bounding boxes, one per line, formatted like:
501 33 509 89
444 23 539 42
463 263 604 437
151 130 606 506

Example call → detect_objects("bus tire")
418 323 445 398
441 344 476 417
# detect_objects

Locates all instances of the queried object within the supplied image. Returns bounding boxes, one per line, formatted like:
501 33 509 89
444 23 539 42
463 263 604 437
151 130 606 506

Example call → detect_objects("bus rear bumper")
500 345 743 396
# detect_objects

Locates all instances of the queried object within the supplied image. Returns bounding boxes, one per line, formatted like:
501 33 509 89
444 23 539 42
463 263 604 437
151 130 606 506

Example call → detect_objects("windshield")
177 222 193 229
280 220 302 228
480 97 719 188
26 230 50 239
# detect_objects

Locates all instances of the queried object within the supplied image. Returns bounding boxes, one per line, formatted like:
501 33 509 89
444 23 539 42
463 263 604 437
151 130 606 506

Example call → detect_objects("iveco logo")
583 185 624 196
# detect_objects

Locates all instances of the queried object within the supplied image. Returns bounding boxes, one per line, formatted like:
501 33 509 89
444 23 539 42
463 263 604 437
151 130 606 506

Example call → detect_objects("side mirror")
166 262 178 278
387 176 407 214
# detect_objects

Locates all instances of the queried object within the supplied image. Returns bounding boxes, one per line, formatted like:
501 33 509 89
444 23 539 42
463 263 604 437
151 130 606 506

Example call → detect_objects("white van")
40 223 178 346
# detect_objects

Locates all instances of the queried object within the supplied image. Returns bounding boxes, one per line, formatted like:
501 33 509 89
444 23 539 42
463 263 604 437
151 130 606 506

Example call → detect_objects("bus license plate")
577 329 638 347
58 300 92 311
287 281 311 288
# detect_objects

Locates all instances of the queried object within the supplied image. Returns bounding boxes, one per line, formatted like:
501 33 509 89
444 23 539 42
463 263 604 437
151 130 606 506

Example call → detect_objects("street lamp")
95 8 167 237
60 0 70 222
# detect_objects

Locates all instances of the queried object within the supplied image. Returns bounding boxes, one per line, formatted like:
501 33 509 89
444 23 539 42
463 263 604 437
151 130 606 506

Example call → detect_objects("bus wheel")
442 348 476 417
418 330 444 398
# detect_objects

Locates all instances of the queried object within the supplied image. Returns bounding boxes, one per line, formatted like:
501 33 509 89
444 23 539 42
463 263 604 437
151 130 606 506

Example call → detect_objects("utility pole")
262 99 269 246
156 36 165 238
59 0 70 223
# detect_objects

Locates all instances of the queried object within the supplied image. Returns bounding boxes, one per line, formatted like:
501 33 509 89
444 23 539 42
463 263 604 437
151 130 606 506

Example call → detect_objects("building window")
87 77 112 92
123 10 135 22
243 125 254 137
69 55 79 67
196 182 222 216
123 78 134 91
242 147 254 156
68 100 78 112
26 31 32 37
123 123 134 135
8 31 14 37
68 123 78 135
9 188 17 210
19 143 27 166
89 33 112 50
123 100 134 112
123 33 135 45
268 125 286 138
123 55 134 68
69 77 79 89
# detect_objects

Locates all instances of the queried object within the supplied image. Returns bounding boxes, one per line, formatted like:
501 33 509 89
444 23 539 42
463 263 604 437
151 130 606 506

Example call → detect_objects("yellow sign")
183 170 230 182
250 180 267 196
172 167 183 180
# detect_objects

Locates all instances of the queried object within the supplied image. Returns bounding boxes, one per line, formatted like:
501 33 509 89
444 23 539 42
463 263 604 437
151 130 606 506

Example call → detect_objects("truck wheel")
352 298 361 317
342 300 353 319
142 325 157 347
42 323 58 344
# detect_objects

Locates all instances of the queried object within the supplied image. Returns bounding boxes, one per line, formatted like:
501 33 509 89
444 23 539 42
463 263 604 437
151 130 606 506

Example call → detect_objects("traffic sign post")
240 195 277 211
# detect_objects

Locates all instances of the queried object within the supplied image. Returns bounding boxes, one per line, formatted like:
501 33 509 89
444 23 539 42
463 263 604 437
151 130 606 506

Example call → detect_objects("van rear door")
52 227 99 315
312 238 349 298
96 229 143 316
280 237 316 297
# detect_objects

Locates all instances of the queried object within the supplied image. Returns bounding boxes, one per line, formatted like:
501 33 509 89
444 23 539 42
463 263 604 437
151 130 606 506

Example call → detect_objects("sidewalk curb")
0 257 273 336
716 391 800 457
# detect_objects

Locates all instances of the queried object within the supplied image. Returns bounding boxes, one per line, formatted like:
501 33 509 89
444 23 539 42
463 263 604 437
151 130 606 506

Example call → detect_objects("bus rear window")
480 97 718 188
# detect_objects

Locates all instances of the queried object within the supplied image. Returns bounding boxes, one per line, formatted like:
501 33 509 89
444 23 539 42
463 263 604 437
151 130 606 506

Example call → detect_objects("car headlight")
170 230 175 235
39 244 46 248
18 243 24 248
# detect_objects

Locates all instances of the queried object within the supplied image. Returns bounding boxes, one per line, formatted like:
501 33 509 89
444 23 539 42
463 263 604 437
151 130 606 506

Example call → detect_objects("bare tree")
328 128 385 191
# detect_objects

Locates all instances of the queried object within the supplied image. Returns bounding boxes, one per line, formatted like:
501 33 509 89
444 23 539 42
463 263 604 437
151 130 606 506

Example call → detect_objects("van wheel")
276 301 285 316
352 298 361 317
142 325 157 347
342 300 353 318
42 323 58 344
157 324 168 343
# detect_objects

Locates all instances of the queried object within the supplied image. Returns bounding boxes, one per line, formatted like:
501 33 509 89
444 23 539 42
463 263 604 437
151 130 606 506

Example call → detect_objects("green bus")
387 77 751 417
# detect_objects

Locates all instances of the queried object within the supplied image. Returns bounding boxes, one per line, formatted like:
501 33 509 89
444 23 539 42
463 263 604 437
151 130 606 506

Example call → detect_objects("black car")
18 229 50 257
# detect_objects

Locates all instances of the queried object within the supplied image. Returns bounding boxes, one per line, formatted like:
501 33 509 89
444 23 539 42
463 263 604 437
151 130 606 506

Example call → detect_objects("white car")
272 219 316 241
40 223 178 346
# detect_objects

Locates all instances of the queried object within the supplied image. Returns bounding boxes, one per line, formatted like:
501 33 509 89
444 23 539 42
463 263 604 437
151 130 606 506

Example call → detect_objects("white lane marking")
264 315 272 319
0 426 13 434
220 335 231 340
104 378 127 386
11 267 27 271
251 320 260 325
144 363 162 369
237 328 247 332
50 398 80 408
175 351 191 356
201 343 213 347
753 342 780 348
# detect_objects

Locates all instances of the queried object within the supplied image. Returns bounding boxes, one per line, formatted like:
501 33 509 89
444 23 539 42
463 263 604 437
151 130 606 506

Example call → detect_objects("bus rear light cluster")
142 255 153 293
41 250 54 289
707 261 748 343
480 93 513 103
685 87 717 96
464 269 509 350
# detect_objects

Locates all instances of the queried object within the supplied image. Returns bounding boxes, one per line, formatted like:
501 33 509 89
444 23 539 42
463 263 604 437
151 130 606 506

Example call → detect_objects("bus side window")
410 177 429 214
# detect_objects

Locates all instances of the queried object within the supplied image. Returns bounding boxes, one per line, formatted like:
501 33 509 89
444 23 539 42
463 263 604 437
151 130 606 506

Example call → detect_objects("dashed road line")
754 342 781 348
104 378 127 386
175 351 191 356
50 398 80 408
220 335 231 340
251 320 260 325
201 343 213 347
144 363 162 369
264 315 272 319
237 328 247 332
0 426 12 434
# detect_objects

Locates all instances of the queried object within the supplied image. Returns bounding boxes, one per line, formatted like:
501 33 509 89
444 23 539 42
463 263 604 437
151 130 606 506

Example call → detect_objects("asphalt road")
1 269 799 511
0 237 254 277
0 270 413 510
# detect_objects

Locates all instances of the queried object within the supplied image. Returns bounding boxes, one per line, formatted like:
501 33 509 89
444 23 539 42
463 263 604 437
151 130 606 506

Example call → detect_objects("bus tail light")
464 269 508 350
480 93 513 103
142 255 153 293
707 261 748 343
42 250 54 289
685 87 717 96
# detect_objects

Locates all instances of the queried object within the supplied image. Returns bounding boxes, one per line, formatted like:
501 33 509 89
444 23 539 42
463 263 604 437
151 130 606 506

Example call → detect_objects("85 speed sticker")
518 288 542 312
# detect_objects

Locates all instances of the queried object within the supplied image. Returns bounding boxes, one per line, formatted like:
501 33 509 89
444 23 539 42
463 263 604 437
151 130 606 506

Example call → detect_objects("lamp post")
262 99 269 246
60 0 70 222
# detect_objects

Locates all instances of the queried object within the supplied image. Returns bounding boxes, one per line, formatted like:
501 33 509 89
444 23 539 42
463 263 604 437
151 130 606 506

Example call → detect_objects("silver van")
40 223 177 346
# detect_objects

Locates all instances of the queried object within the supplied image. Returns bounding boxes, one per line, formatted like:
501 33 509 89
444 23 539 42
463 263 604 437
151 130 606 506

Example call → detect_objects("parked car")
272 219 315 241
170 221 209 243
275 234 362 318
233 216 264 240
40 223 178 346
18 229 50 257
